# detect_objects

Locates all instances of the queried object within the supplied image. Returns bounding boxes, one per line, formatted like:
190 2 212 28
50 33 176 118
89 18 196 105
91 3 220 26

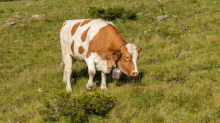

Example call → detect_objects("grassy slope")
0 0 220 122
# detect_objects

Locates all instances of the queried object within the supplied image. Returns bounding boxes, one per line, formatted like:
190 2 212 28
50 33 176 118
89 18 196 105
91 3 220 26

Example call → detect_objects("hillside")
0 0 220 122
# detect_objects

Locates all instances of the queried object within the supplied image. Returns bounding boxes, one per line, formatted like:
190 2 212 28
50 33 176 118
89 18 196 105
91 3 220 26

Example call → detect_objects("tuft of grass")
88 6 137 20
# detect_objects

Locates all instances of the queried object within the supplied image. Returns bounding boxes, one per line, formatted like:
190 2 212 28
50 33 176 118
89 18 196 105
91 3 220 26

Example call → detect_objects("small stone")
178 51 191 57
14 15 22 19
6 22 15 26
25 13 29 15
32 15 40 18
42 6 48 9
37 88 43 92
182 25 189 30
156 15 168 21
129 38 133 41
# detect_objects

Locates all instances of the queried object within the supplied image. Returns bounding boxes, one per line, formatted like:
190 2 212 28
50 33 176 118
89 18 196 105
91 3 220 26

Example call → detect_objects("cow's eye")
125 57 129 60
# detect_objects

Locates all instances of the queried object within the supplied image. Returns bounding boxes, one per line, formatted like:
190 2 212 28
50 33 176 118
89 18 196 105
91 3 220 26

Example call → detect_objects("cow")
59 19 142 92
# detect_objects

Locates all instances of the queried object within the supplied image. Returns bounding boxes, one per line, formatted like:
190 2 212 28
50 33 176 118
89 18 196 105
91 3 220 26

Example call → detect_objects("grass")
0 0 220 122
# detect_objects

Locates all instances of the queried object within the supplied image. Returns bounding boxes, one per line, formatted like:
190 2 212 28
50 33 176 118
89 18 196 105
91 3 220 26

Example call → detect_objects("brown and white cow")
59 19 142 92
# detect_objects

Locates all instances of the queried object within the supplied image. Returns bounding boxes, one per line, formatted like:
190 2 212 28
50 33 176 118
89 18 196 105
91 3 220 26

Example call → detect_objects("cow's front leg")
85 57 96 91
100 72 107 90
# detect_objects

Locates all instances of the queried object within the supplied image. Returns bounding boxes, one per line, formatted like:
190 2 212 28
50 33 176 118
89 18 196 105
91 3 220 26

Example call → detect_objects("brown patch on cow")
71 40 74 54
60 23 67 32
81 27 90 42
86 24 126 59
86 24 127 73
78 46 84 54
80 19 93 26
71 22 81 36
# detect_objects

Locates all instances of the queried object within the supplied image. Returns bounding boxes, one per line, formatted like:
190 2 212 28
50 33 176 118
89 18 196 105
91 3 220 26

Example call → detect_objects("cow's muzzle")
130 72 139 78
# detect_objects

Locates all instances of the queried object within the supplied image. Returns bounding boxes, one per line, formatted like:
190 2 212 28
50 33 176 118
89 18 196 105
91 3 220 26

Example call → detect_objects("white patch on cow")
92 52 109 74
60 19 111 61
126 44 139 73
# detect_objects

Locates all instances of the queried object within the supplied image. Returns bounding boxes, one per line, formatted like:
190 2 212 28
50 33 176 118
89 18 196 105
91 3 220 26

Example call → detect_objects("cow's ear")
120 45 126 54
137 47 142 53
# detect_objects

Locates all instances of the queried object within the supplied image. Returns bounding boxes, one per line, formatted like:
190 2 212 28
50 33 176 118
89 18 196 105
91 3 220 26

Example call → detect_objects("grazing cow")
59 19 142 92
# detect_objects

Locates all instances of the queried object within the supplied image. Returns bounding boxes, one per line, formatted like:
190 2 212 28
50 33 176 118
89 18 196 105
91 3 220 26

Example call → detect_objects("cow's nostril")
133 72 139 76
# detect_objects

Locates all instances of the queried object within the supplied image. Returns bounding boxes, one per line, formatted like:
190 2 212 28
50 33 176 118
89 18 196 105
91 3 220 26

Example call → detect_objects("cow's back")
60 19 114 61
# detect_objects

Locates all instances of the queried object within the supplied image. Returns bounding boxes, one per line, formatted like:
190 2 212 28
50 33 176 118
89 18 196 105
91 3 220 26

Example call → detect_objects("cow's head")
117 44 142 77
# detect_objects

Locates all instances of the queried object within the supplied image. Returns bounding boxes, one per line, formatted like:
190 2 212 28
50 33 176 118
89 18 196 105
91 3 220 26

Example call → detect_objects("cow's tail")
58 60 64 72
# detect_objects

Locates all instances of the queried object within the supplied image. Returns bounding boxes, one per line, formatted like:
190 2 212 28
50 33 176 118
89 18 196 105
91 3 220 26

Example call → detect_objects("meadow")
0 0 220 122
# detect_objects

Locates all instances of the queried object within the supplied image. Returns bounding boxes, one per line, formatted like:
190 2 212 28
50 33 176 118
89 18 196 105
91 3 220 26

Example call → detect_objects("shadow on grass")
70 67 145 87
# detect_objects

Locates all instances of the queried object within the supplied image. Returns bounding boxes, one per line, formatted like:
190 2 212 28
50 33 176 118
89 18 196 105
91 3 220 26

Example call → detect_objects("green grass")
1 0 220 122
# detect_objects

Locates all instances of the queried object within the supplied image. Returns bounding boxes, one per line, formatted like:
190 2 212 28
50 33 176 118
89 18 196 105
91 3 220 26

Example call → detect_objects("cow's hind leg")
85 57 96 91
62 46 75 92
100 72 107 90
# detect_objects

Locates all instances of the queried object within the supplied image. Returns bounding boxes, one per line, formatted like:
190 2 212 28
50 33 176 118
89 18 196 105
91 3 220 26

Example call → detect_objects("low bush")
88 6 137 20
39 92 116 122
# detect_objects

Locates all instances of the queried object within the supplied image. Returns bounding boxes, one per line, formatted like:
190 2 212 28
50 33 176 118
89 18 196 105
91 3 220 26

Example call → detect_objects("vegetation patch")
39 92 116 122
88 6 137 20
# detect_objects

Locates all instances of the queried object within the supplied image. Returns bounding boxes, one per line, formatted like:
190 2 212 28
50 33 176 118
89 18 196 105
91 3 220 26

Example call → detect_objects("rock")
156 15 168 21
32 15 40 18
178 51 191 57
182 25 189 30
25 13 29 15
42 6 48 9
37 88 43 92
30 15 41 19
5 22 15 26
14 15 22 19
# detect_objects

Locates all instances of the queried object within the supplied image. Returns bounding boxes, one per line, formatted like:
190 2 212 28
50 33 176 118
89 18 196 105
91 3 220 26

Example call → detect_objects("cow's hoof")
101 87 107 90
66 89 72 93
66 87 72 93
86 84 93 91
86 87 93 92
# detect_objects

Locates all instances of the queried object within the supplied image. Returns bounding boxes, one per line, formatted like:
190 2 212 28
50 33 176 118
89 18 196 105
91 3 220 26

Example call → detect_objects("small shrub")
0 10 4 13
39 92 116 122
8 8 14 12
88 6 137 21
